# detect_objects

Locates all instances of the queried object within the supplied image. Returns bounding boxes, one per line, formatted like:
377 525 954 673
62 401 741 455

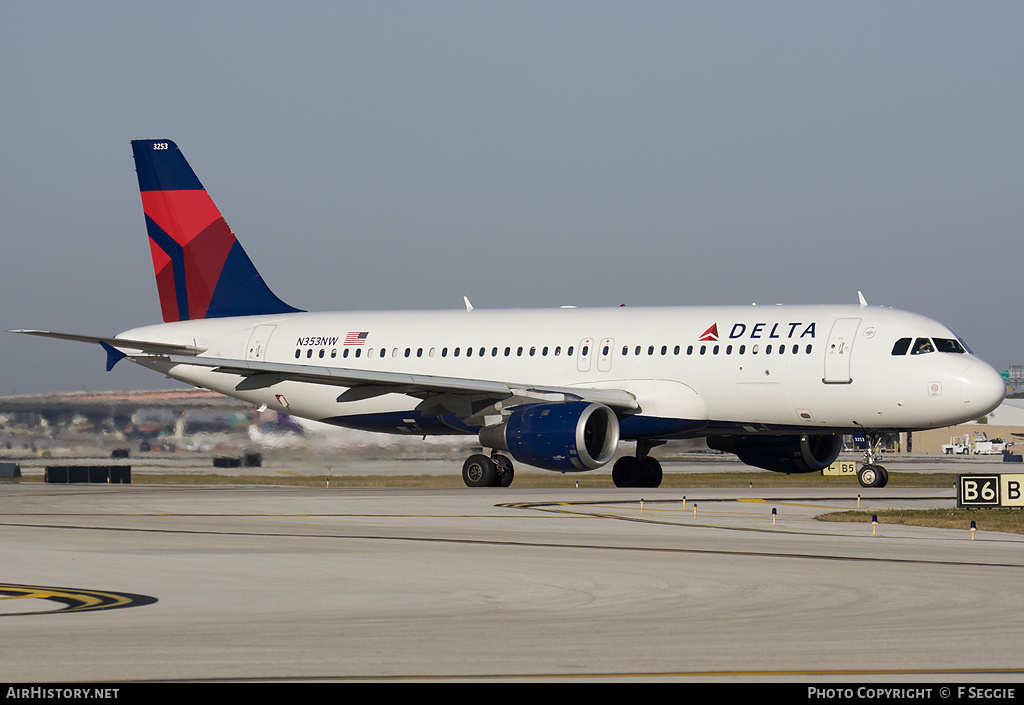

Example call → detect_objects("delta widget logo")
698 324 719 342
698 321 817 341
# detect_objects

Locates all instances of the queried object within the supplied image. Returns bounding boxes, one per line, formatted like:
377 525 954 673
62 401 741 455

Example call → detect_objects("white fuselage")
118 303 1006 438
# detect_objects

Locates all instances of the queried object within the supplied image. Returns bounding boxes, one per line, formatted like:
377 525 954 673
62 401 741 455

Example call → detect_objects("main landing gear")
462 439 670 489
612 440 665 488
857 432 889 488
462 452 515 488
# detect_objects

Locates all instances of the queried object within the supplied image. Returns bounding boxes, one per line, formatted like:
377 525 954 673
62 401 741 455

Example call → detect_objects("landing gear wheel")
875 464 888 488
612 456 663 488
858 464 877 488
641 457 663 488
858 464 888 488
493 454 515 487
463 454 498 488
612 456 639 488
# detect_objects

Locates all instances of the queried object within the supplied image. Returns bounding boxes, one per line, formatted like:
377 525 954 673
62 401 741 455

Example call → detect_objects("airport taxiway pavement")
11 450 1013 478
0 467 1021 682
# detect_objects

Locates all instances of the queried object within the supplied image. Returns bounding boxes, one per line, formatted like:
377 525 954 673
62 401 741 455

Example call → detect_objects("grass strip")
816 507 1024 535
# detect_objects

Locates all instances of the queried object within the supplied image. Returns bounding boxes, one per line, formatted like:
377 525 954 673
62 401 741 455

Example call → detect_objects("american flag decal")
344 331 369 345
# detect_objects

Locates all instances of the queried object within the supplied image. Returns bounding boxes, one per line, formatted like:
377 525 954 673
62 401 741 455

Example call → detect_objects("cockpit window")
891 338 911 356
933 338 967 354
911 338 935 355
952 333 974 355
937 340 966 354
895 336 970 356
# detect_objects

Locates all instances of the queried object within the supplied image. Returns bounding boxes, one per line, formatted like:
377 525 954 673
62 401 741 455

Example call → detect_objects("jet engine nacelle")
479 401 620 472
706 433 842 474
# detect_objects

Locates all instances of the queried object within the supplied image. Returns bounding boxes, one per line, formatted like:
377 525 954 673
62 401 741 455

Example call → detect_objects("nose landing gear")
857 432 889 488
858 463 888 488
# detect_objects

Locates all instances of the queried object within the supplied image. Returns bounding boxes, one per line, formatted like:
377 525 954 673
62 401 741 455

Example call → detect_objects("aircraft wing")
158 353 640 415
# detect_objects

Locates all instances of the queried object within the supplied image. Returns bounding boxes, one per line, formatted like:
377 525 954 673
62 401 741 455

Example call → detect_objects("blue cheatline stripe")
318 411 477 435
320 410 712 441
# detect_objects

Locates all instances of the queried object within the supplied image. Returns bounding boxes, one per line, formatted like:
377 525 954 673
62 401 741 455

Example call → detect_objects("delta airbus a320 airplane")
14 140 1006 489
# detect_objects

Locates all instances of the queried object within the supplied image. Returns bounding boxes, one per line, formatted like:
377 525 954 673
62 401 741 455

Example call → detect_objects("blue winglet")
99 341 127 371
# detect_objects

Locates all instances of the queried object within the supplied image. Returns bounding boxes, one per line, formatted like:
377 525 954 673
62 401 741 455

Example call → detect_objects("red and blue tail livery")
131 139 301 322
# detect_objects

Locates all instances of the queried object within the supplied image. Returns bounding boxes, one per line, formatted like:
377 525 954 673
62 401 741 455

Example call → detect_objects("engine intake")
707 433 842 474
479 402 619 472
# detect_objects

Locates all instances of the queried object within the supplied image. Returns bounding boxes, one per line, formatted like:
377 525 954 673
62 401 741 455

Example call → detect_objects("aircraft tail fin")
131 139 302 322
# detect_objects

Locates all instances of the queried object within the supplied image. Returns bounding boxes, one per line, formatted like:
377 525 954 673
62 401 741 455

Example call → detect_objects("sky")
1 1 1022 395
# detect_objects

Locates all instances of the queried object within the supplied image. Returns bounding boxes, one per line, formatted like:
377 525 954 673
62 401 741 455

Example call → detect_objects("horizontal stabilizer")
10 330 208 357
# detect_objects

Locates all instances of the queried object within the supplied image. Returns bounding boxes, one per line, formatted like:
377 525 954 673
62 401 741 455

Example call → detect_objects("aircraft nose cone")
961 362 1006 416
